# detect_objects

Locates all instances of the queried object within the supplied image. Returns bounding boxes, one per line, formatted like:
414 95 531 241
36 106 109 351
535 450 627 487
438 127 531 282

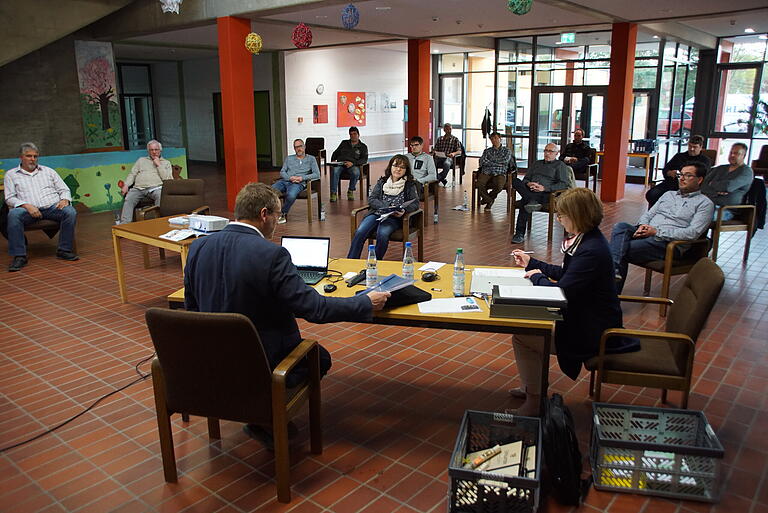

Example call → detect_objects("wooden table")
112 216 198 303
596 151 657 186
169 258 557 414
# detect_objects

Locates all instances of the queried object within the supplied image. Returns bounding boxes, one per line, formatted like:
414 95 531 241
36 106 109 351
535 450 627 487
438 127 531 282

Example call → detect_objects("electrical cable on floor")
0 352 157 454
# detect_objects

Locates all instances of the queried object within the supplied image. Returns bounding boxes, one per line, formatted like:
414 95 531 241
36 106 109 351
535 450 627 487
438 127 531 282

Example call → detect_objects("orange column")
217 16 257 210
407 39 431 151
601 23 637 202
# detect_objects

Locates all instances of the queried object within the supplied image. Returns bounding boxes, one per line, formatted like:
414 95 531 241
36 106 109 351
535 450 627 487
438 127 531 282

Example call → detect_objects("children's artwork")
337 92 366 127
313 104 328 124
381 92 394 112
366 92 378 112
74 40 123 149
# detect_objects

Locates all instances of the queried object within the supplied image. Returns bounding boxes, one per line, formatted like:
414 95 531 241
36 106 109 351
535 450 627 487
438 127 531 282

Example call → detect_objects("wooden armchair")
751 144 768 178
508 166 575 242
272 170 322 224
575 148 599 192
145 308 322 503
470 169 515 213
585 258 724 409
350 206 424 261
708 178 762 263
420 180 439 224
330 163 371 201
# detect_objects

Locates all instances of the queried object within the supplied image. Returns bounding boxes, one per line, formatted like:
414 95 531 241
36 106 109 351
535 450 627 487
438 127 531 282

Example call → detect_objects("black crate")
591 403 724 502
448 410 542 513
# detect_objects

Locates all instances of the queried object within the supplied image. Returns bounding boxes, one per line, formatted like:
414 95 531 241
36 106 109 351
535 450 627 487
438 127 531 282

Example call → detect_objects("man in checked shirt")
4 142 79 272
477 132 517 211
433 123 462 186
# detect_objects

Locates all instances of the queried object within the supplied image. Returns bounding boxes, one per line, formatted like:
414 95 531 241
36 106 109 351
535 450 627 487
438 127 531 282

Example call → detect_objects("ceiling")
112 0 768 61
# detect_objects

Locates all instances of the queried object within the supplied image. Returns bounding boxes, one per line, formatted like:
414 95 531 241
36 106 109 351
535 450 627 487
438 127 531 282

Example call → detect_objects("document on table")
418 297 482 314
418 261 446 272
470 268 530 295
159 229 205 241
496 285 566 302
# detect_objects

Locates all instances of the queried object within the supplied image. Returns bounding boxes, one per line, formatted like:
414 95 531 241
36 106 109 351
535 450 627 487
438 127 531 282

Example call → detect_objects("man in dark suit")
184 182 389 445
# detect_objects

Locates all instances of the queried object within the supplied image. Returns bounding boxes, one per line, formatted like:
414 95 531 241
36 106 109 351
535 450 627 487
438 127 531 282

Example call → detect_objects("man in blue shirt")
271 139 320 224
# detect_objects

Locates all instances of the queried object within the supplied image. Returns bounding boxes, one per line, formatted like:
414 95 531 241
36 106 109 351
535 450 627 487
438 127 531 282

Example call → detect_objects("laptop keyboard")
298 270 325 283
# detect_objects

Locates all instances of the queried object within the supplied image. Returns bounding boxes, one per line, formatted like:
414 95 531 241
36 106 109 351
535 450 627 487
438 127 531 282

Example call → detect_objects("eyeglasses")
556 213 567 221
409 143 421 147
543 149 557 153
391 164 407 169
294 144 304 149
676 173 697 180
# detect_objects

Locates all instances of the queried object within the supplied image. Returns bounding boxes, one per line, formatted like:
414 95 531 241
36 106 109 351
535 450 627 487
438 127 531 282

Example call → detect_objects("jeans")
271 180 305 214
330 165 359 194
119 187 162 224
435 157 453 183
7 204 77 256
609 222 670 293
347 214 402 260
511 177 549 234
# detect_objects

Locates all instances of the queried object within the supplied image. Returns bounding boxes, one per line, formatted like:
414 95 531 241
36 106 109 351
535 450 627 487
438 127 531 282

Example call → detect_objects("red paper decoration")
292 23 313 49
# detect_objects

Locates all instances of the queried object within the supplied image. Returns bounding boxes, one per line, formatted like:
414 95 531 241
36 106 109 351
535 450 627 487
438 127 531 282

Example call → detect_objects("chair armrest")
664 237 709 261
307 178 320 193
191 206 210 215
350 205 371 239
619 295 674 306
272 339 319 389
319 149 326 159
402 208 424 238
137 204 160 221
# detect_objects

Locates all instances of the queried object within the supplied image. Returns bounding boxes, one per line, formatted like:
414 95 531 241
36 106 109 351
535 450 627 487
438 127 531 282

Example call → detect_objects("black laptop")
281 236 331 285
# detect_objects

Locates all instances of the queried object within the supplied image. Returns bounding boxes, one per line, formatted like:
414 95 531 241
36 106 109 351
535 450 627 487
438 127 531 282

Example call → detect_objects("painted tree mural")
80 57 115 130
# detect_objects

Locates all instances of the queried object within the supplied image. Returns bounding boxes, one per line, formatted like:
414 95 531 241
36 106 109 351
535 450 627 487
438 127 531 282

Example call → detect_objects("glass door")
439 74 464 143
122 96 155 150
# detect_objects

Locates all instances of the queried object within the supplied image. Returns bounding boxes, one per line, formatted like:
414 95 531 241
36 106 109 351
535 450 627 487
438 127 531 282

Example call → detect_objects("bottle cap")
368 244 375 250
457 248 463 253
405 242 412 247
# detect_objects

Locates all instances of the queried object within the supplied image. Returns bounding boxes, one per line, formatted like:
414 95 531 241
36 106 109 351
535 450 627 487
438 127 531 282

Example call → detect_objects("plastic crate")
448 410 542 513
590 403 724 503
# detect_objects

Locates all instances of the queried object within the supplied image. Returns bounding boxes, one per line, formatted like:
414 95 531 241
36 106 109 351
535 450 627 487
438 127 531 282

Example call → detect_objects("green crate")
591 403 724 502
449 410 542 513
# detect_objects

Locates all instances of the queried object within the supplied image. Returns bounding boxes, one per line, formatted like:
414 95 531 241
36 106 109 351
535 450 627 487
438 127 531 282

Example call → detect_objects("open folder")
357 274 415 294
355 274 432 308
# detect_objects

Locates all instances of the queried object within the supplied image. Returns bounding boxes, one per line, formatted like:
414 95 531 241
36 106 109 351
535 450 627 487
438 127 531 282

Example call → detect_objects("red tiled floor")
2 161 767 512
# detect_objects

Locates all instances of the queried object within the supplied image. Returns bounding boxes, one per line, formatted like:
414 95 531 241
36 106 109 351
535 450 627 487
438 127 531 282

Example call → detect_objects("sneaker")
524 203 542 213
277 214 287 224
56 250 80 261
330 193 338 202
511 232 525 244
347 191 355 200
8 256 28 272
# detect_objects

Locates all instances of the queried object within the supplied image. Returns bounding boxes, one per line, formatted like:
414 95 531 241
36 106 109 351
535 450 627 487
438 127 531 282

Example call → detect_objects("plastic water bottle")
402 242 414 280
433 212 439 224
366 244 378 288
463 190 469 209
453 248 465 297
319 202 326 221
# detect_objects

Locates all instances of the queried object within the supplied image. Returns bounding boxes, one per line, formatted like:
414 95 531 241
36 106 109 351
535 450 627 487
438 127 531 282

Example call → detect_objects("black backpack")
541 393 591 505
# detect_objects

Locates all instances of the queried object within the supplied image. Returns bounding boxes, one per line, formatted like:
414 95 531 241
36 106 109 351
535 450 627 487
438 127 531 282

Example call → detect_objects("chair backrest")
588 147 597 165
755 144 768 164
305 137 325 157
145 308 274 424
666 258 724 347
159 178 205 216
702 149 717 166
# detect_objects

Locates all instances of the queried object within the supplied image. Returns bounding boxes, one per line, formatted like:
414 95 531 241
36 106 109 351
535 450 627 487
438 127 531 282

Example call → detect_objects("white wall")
283 45 408 158
182 54 275 162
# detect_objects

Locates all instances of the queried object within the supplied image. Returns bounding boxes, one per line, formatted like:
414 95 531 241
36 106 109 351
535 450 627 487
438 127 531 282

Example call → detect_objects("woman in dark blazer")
510 187 636 415
347 154 420 260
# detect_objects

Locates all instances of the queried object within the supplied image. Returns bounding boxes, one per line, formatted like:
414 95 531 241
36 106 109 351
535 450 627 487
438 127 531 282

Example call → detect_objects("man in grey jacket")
271 138 320 223
701 142 754 221
610 161 714 293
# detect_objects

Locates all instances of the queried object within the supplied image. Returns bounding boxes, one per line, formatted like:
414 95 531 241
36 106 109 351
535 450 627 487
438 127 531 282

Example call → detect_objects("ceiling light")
744 28 755 33
315 15 327 19
653 35 659 39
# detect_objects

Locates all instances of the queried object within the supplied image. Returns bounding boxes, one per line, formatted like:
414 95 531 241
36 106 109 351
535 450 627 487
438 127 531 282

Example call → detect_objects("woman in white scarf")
347 154 421 259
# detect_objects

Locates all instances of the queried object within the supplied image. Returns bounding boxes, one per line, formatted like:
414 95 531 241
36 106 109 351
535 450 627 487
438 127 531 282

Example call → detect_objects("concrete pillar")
601 23 637 202
217 16 258 210
407 39 431 150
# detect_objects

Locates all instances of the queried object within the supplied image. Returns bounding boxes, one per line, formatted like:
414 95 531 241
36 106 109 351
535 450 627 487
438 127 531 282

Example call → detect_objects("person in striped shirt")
4 142 79 272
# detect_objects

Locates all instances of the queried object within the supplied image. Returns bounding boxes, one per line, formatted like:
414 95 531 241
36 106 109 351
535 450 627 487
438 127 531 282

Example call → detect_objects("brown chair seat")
592 336 683 375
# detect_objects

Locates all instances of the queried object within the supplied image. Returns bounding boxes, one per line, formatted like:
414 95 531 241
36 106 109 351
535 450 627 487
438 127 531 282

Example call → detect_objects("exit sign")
560 32 575 44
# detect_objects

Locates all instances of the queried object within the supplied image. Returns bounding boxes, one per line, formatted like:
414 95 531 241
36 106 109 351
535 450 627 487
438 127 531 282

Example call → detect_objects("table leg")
112 232 128 303
537 325 556 416
180 246 188 271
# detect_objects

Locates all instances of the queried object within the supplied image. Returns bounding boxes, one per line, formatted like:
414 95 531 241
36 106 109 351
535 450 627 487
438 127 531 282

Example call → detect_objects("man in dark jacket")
560 129 591 177
645 135 711 207
330 126 368 202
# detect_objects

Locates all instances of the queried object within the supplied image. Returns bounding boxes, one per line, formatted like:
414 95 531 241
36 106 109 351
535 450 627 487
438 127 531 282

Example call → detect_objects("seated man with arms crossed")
700 142 754 221
184 182 389 447
433 123 461 186
511 143 570 244
610 162 714 293
560 128 592 179
271 138 320 224
406 136 437 187
118 139 173 225
4 142 78 272
476 132 517 212
645 135 711 208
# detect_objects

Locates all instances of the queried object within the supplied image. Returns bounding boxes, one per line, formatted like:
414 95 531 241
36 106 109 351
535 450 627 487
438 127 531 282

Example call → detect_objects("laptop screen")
281 236 330 271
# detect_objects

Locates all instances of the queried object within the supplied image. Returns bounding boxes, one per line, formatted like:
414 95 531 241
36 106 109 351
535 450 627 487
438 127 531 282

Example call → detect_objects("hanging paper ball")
292 23 313 49
245 33 263 54
341 3 360 30
507 0 533 15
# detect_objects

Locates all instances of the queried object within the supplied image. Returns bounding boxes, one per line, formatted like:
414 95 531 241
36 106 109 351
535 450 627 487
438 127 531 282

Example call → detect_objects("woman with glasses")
347 154 420 260
509 188 637 415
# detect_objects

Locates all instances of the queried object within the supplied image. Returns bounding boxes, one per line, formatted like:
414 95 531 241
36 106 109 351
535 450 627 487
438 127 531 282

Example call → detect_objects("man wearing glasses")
610 161 714 293
510 142 569 244
271 138 320 224
406 136 437 186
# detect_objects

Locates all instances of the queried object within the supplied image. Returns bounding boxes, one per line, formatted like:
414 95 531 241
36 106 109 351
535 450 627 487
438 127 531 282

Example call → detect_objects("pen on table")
510 251 535 255
431 288 442 292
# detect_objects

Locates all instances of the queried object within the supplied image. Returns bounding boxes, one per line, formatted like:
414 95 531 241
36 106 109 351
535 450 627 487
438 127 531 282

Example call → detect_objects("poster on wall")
74 41 123 149
337 92 366 127
366 92 378 113
313 105 328 124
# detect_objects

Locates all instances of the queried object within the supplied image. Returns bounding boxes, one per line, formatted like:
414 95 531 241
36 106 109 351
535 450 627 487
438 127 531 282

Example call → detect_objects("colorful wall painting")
313 104 328 124
337 92 366 127
75 40 123 149
0 148 187 214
